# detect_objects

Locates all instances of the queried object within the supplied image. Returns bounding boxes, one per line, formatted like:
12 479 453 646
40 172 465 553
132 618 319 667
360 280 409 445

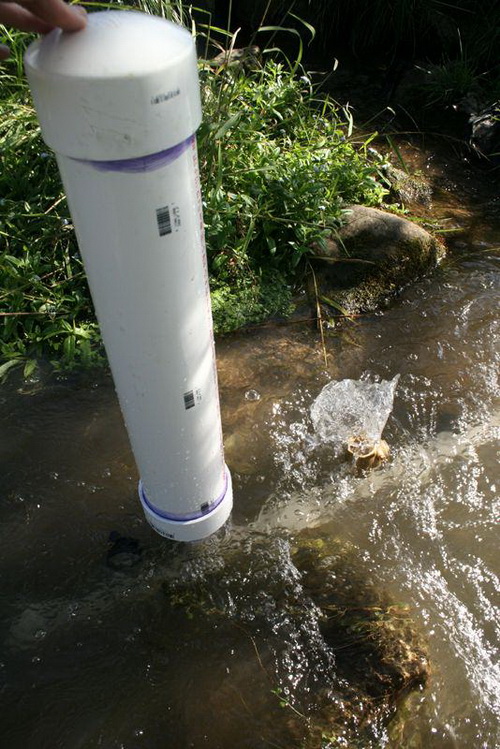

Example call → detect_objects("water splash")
310 375 400 457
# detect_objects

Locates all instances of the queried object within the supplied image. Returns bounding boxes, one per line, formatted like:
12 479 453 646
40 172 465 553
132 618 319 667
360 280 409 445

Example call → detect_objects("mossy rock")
384 165 433 207
309 205 445 315
163 529 429 747
291 530 428 697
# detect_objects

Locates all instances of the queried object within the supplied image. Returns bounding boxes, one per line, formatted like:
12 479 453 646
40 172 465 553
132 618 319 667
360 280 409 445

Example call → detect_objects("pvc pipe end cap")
25 10 193 79
138 468 233 543
24 10 202 160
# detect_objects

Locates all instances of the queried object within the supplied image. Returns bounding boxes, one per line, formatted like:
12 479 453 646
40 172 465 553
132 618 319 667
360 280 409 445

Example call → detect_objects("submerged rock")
309 205 444 315
163 529 429 747
106 531 142 570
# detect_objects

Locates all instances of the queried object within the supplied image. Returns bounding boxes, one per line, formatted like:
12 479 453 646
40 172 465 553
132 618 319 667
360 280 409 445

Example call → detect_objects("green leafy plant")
198 57 387 330
420 58 481 107
0 38 101 372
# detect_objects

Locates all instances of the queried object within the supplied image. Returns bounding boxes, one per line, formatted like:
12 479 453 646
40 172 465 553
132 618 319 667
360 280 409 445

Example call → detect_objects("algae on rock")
163 529 429 747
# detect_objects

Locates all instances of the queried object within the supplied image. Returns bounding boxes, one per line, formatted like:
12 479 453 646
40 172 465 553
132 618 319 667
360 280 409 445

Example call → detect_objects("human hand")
0 0 87 59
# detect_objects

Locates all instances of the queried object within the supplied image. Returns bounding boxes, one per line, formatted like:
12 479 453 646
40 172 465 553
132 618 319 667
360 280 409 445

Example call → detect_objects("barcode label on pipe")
156 205 172 236
183 390 195 410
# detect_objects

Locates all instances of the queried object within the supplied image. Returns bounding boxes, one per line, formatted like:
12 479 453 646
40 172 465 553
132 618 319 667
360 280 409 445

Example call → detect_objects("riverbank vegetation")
0 1 389 373
1 0 498 374
223 0 500 106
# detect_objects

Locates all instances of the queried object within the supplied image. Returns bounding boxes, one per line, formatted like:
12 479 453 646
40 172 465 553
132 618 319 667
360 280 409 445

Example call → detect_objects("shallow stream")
1 147 498 748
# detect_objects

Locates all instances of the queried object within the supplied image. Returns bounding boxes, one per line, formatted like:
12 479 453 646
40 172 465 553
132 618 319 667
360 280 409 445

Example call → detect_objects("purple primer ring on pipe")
74 134 194 173
139 467 229 523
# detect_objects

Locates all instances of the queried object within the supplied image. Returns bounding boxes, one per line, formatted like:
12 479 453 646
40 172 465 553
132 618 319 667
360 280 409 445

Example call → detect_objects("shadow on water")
0 146 499 747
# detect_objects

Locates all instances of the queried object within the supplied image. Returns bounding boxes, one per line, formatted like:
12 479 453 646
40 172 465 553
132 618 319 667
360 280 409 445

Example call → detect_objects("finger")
21 0 87 32
0 42 11 59
0 4 54 33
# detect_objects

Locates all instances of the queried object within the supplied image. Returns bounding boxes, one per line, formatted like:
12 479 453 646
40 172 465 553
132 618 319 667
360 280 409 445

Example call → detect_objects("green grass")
242 0 500 108
0 1 388 372
255 0 500 68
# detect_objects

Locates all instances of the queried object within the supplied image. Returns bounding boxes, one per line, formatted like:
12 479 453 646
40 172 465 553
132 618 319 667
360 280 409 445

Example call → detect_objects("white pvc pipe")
24 10 233 541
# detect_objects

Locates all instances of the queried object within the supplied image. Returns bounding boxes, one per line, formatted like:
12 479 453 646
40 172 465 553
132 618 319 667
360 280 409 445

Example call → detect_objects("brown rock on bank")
310 205 445 315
